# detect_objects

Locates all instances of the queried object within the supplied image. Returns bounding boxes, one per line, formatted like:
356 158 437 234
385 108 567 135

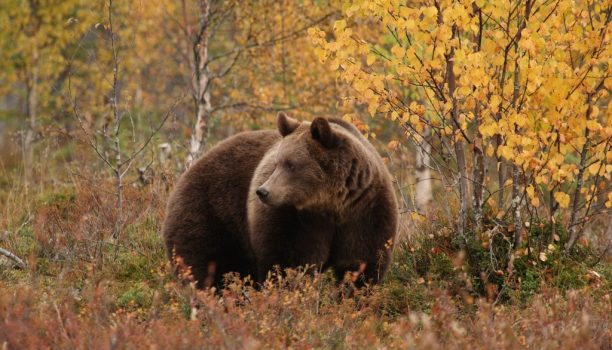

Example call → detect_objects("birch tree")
311 0 611 249
165 0 337 168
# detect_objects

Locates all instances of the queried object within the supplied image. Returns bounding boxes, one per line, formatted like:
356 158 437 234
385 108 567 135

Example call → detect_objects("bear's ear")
310 117 339 148
277 112 300 137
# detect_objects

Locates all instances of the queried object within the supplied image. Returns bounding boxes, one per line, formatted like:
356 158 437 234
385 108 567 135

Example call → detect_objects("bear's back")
162 130 280 275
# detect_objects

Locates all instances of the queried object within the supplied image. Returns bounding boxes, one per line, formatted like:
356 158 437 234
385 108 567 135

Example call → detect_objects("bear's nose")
256 187 269 200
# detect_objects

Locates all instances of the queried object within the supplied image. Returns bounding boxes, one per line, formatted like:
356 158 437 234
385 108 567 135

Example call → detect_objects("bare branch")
119 94 187 169
206 11 337 65
0 247 27 269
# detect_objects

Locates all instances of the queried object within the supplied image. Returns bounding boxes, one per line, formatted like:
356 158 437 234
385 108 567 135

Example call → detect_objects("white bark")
566 100 592 251
0 247 27 269
455 140 469 237
511 164 522 247
186 90 211 167
415 133 433 212
472 135 485 231
24 47 39 189
185 0 212 169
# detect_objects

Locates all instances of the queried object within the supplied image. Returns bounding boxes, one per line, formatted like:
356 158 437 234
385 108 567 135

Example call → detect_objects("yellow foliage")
308 0 610 223
554 192 571 209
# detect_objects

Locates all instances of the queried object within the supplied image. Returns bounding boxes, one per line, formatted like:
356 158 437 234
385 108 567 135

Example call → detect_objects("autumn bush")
1 174 610 349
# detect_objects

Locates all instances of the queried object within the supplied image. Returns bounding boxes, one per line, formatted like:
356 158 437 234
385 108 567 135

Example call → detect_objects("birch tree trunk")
455 140 469 237
511 48 522 247
511 164 522 247
565 102 592 251
472 128 485 231
444 26 469 237
415 131 433 212
24 47 39 190
185 0 212 169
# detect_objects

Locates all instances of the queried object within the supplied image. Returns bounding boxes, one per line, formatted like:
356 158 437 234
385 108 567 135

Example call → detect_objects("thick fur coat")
162 113 398 287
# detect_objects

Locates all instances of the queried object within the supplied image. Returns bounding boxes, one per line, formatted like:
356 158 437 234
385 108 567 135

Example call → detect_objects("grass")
0 168 610 349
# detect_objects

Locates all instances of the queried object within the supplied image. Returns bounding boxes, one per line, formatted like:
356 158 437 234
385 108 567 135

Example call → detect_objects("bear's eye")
284 160 295 170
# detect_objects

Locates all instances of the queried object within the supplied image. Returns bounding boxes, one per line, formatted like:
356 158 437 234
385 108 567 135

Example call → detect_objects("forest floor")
0 170 610 349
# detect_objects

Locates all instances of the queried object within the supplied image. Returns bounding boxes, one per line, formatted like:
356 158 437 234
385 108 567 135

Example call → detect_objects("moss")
519 269 541 302
594 262 612 292
116 282 154 309
388 215 611 306
124 216 164 254
113 250 156 282
526 219 567 250
552 257 587 290
379 280 429 316
40 188 76 207
11 225 39 258
387 243 418 283
430 253 453 280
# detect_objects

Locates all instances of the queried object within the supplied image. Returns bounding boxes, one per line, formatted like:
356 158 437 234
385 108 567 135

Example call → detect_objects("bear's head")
255 112 354 211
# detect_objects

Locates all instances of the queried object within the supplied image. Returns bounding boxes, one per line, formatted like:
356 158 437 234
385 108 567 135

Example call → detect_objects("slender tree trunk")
511 164 522 247
444 23 469 237
496 141 505 212
24 48 39 190
565 104 592 251
455 140 469 237
472 138 485 230
187 92 211 167
510 49 522 248
185 0 212 169
109 0 123 241
415 129 433 212
472 105 485 231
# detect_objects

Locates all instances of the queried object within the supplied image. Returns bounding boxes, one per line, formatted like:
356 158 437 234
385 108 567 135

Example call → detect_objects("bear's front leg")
330 195 397 287
331 249 392 287
249 208 335 284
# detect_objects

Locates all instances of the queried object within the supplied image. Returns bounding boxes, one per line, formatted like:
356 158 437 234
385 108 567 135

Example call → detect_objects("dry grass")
0 168 610 349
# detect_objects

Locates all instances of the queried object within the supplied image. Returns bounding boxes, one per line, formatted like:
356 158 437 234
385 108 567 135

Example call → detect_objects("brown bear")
162 113 398 288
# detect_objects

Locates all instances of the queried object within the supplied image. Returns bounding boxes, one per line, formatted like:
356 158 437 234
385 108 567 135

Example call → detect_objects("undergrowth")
0 175 610 349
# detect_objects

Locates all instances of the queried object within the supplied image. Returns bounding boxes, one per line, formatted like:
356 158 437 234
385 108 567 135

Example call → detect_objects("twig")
205 11 337 64
119 95 187 171
0 247 27 269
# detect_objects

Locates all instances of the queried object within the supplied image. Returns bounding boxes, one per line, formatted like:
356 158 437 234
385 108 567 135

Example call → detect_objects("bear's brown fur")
162 130 280 287
162 113 398 288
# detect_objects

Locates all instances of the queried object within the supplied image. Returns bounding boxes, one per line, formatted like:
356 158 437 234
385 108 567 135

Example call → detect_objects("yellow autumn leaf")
391 45 405 59
526 185 535 198
354 79 367 92
366 53 376 66
422 6 437 18
334 19 347 32
479 123 496 137
496 145 513 160
490 95 502 109
368 101 378 116
587 162 600 176
586 120 601 131
404 19 416 30
554 191 571 209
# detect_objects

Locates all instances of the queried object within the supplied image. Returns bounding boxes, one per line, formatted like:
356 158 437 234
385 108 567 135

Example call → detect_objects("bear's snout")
256 187 269 201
